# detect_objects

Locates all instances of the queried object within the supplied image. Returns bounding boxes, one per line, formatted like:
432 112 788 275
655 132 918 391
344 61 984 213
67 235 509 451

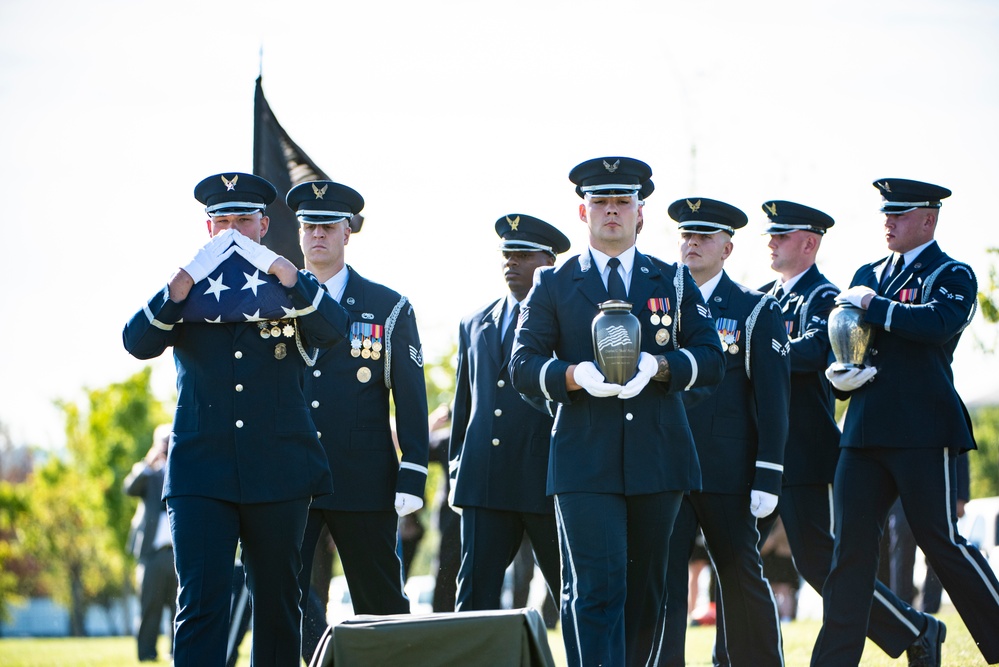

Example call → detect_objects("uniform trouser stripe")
553 495 583 664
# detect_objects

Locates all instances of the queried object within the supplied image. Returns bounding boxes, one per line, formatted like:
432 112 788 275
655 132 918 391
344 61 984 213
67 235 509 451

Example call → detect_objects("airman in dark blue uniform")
662 198 788 667
123 172 349 666
811 179 999 667
510 157 725 667
450 213 570 614
288 181 429 651
758 200 940 663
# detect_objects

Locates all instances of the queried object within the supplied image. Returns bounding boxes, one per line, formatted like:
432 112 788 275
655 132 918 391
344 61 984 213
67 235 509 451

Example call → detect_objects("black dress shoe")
906 616 946 667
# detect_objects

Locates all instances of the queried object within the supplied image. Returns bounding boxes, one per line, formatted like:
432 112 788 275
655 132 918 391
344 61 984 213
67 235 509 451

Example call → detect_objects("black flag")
253 76 329 268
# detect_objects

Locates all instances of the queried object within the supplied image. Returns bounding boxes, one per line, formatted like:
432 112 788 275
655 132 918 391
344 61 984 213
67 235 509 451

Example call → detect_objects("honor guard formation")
124 162 998 667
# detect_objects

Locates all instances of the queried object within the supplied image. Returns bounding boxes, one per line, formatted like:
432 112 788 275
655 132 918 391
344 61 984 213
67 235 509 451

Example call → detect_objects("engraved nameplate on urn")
591 300 642 385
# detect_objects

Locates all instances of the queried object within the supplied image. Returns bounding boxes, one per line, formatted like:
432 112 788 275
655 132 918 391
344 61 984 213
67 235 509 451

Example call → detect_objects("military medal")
650 313 661 326
270 325 281 337
356 367 371 383
655 328 670 346
349 324 364 358
260 328 271 339
361 348 371 359
371 350 381 360
274 342 287 360
363 338 372 349
717 318 741 354
283 323 295 337
661 314 672 327
371 324 383 352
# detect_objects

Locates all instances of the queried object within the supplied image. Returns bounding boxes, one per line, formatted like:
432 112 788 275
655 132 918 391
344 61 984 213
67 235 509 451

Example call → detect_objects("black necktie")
607 257 627 300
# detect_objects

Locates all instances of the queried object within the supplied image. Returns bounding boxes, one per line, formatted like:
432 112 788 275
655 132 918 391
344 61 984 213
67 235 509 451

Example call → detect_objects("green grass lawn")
0 606 989 666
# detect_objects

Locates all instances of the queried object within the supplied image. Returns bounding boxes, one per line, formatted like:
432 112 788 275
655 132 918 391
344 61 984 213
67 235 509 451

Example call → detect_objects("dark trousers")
812 447 999 666
432 500 461 612
663 493 783 667
456 506 560 613
298 507 408 617
136 545 176 661
167 495 310 667
555 491 682 667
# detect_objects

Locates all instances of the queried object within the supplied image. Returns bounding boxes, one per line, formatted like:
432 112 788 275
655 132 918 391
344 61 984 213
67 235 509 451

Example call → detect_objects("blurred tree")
969 406 999 500
15 368 170 635
976 246 999 351
0 478 34 624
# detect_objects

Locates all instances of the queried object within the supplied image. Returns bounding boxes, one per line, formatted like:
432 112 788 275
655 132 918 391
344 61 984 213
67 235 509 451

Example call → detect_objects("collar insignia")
221 174 238 191
312 183 328 199
687 199 701 213
507 215 520 231
764 202 778 217
603 159 620 173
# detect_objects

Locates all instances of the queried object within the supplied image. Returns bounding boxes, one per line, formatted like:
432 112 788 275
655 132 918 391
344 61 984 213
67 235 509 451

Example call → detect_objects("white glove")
750 490 779 518
232 230 280 274
181 229 238 283
825 365 877 392
573 361 623 398
835 285 876 309
447 484 462 516
619 352 658 400
394 492 424 517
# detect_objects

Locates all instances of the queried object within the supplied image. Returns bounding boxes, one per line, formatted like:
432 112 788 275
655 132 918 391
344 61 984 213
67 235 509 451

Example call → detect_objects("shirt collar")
698 269 724 303
779 267 811 295
589 244 637 277
323 265 350 303
900 240 936 268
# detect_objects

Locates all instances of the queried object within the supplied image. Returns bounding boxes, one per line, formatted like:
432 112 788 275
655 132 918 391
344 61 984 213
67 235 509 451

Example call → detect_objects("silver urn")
827 304 874 370
592 300 641 385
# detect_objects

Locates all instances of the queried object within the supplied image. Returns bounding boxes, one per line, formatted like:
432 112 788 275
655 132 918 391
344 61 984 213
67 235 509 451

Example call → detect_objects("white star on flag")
242 270 267 296
204 274 231 302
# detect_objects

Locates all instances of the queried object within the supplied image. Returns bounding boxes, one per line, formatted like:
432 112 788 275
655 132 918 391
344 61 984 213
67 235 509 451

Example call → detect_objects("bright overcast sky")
1 0 998 449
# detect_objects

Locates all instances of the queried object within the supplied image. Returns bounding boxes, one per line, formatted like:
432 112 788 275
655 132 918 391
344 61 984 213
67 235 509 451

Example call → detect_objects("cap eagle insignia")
687 199 702 213
312 183 328 199
878 181 892 193
603 159 620 173
221 174 238 191
764 202 778 217
507 215 520 231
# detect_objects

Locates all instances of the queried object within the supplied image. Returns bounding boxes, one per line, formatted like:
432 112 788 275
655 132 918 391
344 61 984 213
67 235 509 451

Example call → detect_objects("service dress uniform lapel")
487 298 506 365
574 251 613 308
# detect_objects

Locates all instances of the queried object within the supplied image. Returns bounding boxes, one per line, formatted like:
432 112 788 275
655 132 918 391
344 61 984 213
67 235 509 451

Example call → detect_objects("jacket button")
311 400 320 408
497 380 505 387
317 431 322 439
313 369 322 377
494 409 502 417
235 384 243 392
234 351 243 359
236 420 244 428
491 438 500 446
625 413 634 421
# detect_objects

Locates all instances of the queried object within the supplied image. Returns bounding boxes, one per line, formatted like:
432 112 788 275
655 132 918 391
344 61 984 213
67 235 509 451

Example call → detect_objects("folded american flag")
179 252 298 323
